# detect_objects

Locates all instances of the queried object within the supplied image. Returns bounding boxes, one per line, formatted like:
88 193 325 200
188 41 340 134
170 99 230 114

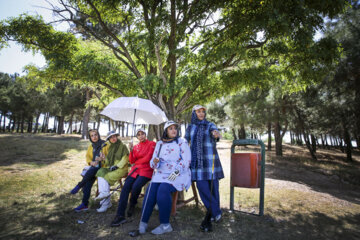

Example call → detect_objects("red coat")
128 140 156 179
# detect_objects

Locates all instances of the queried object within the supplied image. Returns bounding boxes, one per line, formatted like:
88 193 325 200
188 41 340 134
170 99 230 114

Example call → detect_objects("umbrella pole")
132 109 137 145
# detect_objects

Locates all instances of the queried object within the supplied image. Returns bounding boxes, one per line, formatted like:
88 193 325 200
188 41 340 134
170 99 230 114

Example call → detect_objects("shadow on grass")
0 134 87 167
266 161 360 205
0 192 359 240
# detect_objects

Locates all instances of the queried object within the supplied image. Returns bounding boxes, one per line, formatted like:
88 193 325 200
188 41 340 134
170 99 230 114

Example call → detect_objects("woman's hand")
153 157 159 167
90 161 98 167
212 130 221 139
129 142 134 152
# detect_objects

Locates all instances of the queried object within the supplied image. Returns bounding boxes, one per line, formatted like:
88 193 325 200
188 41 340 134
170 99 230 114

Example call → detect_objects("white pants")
98 177 110 206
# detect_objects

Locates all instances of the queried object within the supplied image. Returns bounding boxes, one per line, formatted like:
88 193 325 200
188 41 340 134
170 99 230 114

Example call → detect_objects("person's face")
109 135 118 143
167 125 178 138
195 108 206 120
136 131 147 142
89 131 99 142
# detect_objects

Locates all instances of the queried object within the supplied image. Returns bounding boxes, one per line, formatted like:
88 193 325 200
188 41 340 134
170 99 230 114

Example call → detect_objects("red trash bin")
231 153 261 188
230 139 265 216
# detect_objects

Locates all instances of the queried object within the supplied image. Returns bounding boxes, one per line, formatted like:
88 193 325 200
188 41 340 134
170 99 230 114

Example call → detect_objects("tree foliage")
0 0 350 119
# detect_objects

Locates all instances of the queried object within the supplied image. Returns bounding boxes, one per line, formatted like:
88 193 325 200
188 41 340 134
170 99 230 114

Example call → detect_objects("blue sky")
0 0 67 75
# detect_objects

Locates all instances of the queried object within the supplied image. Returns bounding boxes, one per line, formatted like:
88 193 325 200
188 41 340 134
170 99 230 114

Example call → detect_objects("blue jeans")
141 182 177 224
116 175 150 217
80 166 99 206
196 179 221 217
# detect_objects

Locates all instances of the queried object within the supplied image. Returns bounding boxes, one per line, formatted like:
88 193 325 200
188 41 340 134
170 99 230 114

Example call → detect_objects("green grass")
0 134 359 239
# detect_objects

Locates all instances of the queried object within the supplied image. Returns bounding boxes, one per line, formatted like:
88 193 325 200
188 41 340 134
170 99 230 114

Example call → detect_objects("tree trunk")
53 116 57 133
16 119 20 133
320 134 325 149
27 117 33 133
342 119 352 161
354 128 360 150
330 136 334 147
267 122 271 151
274 121 282 156
2 114 7 132
239 124 246 139
67 113 74 134
303 132 317 160
289 131 294 145
295 108 316 160
11 116 16 132
116 121 120 134
324 134 329 149
296 133 302 146
310 134 317 153
232 128 237 140
74 119 78 133
126 122 129 137
0 113 3 132
7 116 12 132
42 113 49 133
82 89 92 139
79 121 83 134
96 117 101 131
82 106 91 139
147 124 156 142
57 115 65 135
108 119 111 132
120 122 124 137
20 116 25 133
33 112 40 133
339 138 345 153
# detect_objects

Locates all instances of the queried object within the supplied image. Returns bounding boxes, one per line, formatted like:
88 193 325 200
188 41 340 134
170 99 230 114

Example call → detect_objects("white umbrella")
100 97 168 137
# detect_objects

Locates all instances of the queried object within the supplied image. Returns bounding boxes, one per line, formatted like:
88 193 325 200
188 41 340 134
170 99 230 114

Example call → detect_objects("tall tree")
1 0 348 119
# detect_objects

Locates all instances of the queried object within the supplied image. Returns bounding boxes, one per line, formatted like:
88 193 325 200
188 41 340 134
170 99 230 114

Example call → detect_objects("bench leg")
191 182 199 206
171 192 179 216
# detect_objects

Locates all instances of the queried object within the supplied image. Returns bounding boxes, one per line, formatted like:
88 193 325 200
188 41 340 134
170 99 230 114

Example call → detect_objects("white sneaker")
97 202 112 213
95 192 110 201
139 221 148 234
151 224 173 235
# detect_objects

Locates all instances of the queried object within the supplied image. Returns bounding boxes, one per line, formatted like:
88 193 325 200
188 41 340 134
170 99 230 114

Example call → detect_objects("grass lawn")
0 133 359 239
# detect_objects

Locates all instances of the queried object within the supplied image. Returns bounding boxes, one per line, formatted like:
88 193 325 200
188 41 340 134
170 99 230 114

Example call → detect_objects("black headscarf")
88 130 106 162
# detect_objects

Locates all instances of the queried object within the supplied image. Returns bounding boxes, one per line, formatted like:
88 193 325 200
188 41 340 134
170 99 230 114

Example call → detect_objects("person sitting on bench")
94 130 129 213
70 129 109 212
134 121 191 235
111 128 156 226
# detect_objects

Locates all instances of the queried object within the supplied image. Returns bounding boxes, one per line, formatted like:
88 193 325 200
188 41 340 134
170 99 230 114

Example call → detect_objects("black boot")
200 211 212 232
200 219 212 232
111 215 127 227
127 204 135 218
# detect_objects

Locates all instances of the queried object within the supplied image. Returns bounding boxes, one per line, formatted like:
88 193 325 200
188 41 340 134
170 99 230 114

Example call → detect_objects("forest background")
1 0 359 161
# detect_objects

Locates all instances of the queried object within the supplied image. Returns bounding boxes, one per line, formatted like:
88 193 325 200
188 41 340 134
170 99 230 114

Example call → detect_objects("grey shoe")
139 221 148 234
211 214 222 223
151 224 173 235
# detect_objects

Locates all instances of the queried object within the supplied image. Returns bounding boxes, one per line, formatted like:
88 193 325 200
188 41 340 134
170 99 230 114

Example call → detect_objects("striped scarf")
190 111 208 169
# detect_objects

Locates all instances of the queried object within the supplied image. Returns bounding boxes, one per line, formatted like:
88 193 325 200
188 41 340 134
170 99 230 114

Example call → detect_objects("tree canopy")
0 0 350 119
